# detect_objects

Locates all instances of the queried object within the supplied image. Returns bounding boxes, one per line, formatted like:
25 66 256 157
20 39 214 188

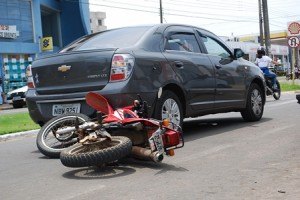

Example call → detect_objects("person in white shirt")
0 79 4 105
254 47 279 89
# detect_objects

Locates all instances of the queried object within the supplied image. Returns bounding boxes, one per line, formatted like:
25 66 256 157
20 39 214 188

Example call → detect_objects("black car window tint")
60 35 94 52
201 36 231 58
166 33 201 53
72 27 150 51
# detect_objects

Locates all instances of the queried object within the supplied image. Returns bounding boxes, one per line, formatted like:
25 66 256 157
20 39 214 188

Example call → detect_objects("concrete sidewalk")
0 103 13 110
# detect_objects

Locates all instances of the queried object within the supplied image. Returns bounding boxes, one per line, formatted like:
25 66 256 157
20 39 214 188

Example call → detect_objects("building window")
41 6 61 47
98 20 102 26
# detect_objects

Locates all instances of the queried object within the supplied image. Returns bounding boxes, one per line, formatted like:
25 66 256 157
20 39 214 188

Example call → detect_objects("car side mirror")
234 48 244 59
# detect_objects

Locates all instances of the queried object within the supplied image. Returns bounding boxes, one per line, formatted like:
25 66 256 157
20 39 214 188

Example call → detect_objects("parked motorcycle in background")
36 91 184 167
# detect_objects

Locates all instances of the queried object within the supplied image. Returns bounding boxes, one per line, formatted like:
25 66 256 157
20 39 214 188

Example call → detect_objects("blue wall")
0 0 91 93
0 0 91 55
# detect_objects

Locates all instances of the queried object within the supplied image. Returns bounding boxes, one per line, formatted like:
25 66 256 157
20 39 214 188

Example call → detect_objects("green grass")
280 82 300 92
0 112 40 135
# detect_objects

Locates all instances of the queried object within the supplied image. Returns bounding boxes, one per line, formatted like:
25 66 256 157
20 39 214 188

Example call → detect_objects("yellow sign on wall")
41 37 53 51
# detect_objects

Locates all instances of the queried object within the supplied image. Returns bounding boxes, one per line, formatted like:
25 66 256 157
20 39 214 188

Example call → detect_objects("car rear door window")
200 35 231 59
166 33 201 53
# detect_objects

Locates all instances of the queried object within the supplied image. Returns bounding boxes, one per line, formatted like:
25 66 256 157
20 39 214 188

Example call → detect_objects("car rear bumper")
26 82 157 125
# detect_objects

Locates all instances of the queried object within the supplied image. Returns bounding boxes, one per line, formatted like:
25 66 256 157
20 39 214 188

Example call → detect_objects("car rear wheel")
241 83 264 122
12 101 24 108
154 90 183 127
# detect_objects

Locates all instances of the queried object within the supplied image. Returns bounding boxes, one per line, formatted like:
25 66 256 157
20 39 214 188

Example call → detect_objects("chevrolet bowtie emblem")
58 65 71 72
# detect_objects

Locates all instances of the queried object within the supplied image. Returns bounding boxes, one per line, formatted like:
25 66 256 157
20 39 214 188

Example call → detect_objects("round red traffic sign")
288 36 300 48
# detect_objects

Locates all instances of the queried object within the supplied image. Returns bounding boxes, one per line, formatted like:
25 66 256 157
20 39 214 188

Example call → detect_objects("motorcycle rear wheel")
273 80 281 100
60 136 132 167
36 113 90 158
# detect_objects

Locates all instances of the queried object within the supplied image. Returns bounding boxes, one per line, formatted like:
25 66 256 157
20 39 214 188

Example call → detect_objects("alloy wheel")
251 89 263 116
161 98 181 126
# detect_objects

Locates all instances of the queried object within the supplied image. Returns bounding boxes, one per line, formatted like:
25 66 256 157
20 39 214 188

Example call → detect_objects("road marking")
62 185 106 200
266 100 297 107
174 144 233 164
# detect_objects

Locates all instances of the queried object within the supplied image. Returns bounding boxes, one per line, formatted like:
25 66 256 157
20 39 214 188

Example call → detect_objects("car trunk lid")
31 49 116 95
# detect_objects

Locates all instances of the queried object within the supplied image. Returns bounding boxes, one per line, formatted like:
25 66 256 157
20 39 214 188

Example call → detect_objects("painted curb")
0 129 39 141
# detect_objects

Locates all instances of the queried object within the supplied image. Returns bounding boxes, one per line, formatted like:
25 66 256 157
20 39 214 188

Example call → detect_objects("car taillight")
109 54 134 82
26 65 35 88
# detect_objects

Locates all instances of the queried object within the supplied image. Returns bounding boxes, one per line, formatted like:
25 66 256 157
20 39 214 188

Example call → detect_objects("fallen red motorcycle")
36 92 184 167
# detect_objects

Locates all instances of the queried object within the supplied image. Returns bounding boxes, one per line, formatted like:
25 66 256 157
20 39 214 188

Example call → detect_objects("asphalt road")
0 93 299 200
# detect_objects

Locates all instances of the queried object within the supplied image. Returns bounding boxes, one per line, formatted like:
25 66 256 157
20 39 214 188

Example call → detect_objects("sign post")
287 21 300 83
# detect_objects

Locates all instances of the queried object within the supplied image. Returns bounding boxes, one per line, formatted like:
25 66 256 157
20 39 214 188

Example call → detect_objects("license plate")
13 96 21 101
149 129 164 154
52 103 81 116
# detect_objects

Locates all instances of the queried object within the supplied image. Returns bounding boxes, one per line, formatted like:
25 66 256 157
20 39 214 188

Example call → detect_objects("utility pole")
258 0 264 46
159 0 163 23
262 0 271 55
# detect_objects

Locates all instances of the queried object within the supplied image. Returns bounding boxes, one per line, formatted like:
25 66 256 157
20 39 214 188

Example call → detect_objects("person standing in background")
295 65 299 79
0 77 4 105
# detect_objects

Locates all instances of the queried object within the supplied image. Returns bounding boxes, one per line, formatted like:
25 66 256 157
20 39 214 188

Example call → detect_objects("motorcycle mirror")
158 87 162 99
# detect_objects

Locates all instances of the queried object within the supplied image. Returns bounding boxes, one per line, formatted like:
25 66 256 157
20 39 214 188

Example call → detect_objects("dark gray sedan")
26 24 266 126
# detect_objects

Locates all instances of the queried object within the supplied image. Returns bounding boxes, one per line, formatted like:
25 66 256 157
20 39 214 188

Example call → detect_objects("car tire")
153 90 183 127
241 83 264 122
12 101 24 109
60 136 132 167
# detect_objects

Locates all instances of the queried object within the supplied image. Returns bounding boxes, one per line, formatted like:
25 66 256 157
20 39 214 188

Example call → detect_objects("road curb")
0 129 39 141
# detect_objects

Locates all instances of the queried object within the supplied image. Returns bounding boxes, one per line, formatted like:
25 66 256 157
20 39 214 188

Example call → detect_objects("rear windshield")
60 26 151 52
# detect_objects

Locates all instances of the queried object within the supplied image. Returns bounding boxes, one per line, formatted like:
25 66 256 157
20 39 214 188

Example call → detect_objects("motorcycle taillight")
162 130 180 147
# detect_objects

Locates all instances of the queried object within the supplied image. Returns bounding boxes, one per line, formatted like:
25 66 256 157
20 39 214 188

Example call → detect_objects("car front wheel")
154 90 183 127
241 83 264 122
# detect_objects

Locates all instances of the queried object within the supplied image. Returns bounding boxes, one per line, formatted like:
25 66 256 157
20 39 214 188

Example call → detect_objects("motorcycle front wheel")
273 80 281 100
36 113 91 158
60 136 132 167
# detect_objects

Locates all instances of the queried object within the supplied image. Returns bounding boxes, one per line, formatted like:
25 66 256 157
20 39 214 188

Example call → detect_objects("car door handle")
215 64 222 69
174 61 184 68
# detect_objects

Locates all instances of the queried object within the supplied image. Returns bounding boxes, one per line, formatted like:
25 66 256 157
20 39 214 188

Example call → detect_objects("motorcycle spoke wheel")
36 114 90 158
273 81 281 100
60 136 132 167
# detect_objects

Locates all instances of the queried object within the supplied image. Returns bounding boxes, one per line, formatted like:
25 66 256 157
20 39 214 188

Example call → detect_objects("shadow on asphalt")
120 157 189 175
182 116 272 142
62 165 136 180
62 157 188 180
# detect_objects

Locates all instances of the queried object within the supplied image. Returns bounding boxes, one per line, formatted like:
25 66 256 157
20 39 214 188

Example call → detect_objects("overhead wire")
72 0 259 23
72 0 296 31
102 0 258 20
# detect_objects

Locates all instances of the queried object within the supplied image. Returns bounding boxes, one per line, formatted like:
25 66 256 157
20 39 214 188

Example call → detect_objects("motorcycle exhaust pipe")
131 146 163 162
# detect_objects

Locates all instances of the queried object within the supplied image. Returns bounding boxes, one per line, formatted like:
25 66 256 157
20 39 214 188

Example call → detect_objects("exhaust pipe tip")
152 152 164 162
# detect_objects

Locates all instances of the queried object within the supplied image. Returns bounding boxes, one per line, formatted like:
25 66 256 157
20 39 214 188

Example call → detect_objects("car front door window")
201 36 231 59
